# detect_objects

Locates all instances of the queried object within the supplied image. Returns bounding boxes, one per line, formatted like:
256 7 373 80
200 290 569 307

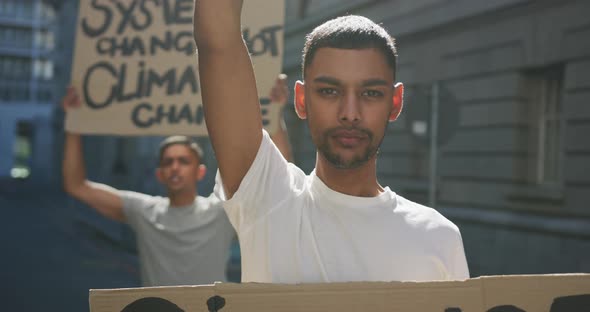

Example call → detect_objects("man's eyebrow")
361 78 389 87
313 76 342 86
312 76 390 87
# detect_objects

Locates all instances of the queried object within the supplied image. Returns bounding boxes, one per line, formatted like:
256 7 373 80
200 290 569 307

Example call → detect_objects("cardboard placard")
89 274 590 311
67 0 285 136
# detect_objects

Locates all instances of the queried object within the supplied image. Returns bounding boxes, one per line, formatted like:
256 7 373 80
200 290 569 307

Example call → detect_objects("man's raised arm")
193 0 262 198
62 87 125 222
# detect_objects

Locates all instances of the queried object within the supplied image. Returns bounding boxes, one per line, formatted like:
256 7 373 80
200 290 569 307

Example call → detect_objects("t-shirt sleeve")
119 190 156 229
449 229 470 280
214 129 295 233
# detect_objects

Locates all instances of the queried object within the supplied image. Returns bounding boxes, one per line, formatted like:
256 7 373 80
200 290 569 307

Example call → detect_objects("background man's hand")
62 86 81 112
269 74 289 108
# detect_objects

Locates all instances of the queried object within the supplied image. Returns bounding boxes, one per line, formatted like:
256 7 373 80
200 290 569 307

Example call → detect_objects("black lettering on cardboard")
149 31 193 56
137 0 155 29
131 102 153 128
176 66 198 94
121 297 184 312
128 36 147 56
156 104 177 124
260 97 271 126
445 308 462 312
142 66 198 97
112 64 195 104
95 36 147 57
243 25 282 57
81 0 113 38
176 103 193 124
132 103 203 128
83 61 117 109
173 0 193 24
206 295 226 312
87 62 187 107
150 31 174 55
487 305 525 312
550 294 590 312
136 61 146 96
145 68 178 96
96 37 113 55
175 31 194 55
194 104 204 125
113 0 139 35
162 0 174 25
162 0 192 25
117 63 138 102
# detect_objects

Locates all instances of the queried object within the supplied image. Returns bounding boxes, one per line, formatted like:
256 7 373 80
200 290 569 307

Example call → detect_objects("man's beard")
316 127 382 169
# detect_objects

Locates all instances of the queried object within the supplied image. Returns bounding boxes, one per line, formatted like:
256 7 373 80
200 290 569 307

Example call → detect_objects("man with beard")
193 0 469 283
61 75 292 286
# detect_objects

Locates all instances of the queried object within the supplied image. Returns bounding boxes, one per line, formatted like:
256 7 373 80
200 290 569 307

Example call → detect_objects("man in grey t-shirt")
61 76 293 286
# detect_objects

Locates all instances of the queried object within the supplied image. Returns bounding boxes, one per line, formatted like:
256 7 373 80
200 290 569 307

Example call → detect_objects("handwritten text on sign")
67 0 285 136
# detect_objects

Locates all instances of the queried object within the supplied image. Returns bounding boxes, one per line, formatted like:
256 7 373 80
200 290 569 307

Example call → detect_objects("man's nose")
338 92 361 125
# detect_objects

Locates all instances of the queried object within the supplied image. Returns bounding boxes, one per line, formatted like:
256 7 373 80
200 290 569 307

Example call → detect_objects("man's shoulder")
197 193 225 210
395 195 461 234
120 190 163 206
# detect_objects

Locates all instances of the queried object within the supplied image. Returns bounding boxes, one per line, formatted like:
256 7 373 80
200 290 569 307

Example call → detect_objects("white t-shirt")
121 191 235 286
216 130 469 284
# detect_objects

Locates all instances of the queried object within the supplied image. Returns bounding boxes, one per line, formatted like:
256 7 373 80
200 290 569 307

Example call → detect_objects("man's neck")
314 153 383 197
168 189 197 207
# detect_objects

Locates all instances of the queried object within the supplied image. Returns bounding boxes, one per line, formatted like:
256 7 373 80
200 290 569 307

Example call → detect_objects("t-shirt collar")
309 169 395 209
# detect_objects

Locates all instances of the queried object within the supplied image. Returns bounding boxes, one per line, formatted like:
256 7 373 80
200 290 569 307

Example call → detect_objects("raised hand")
62 86 82 112
269 74 289 108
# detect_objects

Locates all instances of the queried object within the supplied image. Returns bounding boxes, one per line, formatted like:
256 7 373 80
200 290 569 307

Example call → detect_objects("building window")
298 0 309 19
33 59 53 80
11 121 34 179
525 66 564 186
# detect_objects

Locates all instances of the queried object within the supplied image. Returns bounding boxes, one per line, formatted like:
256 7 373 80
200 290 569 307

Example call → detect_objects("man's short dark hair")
302 15 397 80
158 136 204 165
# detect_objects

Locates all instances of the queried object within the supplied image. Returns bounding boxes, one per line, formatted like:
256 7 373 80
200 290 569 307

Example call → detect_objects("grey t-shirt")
120 191 235 286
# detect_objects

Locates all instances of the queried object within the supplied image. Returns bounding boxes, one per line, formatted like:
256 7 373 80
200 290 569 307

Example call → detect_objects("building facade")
282 0 590 276
0 0 59 188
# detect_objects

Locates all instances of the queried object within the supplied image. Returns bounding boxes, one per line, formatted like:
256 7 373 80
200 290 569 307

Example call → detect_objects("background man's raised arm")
193 0 263 198
62 87 125 222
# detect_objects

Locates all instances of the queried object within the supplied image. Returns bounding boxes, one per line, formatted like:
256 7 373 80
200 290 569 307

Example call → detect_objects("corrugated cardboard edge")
90 284 216 312
89 274 590 311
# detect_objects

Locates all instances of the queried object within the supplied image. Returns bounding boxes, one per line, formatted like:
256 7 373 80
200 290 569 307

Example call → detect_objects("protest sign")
89 274 590 311
67 0 285 136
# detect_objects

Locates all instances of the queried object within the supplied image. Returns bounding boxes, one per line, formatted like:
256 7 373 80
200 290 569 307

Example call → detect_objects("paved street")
0 183 140 311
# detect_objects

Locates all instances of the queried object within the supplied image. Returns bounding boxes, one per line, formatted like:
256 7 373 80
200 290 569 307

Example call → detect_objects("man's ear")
196 164 207 182
389 82 404 121
294 80 307 119
155 168 164 183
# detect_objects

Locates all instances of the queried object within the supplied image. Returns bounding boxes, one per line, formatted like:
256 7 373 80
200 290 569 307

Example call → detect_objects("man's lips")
331 130 367 146
169 175 182 183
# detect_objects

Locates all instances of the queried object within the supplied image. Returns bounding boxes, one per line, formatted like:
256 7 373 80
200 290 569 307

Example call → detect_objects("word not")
83 62 198 109
243 25 282 57
81 0 192 37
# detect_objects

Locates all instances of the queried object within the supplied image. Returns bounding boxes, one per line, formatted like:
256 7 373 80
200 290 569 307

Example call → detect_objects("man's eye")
179 158 190 165
362 90 384 97
318 88 338 96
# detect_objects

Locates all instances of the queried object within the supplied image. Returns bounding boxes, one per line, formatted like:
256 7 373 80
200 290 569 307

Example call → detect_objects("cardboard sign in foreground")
90 274 590 311
67 0 284 136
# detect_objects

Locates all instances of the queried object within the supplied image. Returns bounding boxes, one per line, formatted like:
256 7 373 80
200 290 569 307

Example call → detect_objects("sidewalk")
0 185 140 312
